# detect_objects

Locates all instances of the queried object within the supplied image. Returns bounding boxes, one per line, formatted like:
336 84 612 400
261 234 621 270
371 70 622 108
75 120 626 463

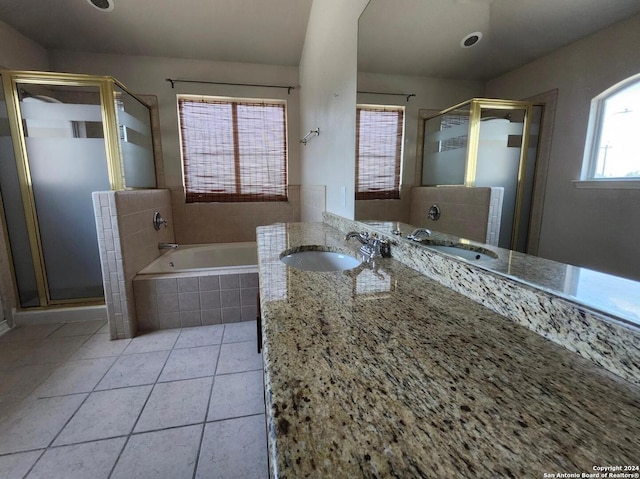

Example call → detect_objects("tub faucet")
158 242 178 250
407 228 432 242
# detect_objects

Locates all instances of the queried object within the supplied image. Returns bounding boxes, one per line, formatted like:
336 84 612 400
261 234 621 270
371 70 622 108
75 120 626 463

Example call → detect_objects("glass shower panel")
114 86 156 188
0 76 40 307
422 105 470 185
515 105 542 252
18 83 109 301
474 107 527 248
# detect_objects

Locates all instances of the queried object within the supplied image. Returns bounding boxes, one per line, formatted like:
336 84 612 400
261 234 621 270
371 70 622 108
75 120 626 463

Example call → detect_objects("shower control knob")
428 205 441 221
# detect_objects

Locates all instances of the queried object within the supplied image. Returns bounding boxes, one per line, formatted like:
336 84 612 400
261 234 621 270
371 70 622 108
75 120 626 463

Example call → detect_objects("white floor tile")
122 329 180 355
208 370 265 422
158 346 220 382
95 350 169 390
216 341 263 375
174 325 224 349
48 320 106 338
196 415 268 479
0 364 57 405
222 320 258 343
0 324 63 343
34 357 116 398
0 341 39 370
111 425 202 479
54 385 152 446
96 322 110 335
0 321 270 478
0 394 86 454
28 437 125 479
0 450 43 479
14 336 92 366
70 334 131 360
134 378 212 433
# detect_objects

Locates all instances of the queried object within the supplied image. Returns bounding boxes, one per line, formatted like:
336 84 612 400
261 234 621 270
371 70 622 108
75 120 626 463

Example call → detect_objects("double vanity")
256 217 640 478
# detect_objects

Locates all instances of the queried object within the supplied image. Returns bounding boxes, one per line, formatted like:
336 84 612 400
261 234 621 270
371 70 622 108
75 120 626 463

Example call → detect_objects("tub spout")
158 242 178 250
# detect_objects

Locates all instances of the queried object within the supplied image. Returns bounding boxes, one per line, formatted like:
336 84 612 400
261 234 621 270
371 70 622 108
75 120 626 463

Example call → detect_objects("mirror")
355 0 640 281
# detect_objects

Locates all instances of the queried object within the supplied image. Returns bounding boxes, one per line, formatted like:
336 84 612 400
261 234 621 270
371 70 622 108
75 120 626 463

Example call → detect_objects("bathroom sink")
426 244 497 261
280 250 361 272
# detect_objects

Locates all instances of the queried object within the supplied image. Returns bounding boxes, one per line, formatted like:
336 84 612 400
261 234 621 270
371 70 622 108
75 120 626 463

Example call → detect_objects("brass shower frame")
420 98 534 250
0 70 147 308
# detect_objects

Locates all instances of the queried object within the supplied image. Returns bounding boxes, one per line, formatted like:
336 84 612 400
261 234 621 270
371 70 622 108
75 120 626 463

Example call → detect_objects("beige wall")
486 14 640 280
0 20 48 70
51 50 302 243
298 0 369 220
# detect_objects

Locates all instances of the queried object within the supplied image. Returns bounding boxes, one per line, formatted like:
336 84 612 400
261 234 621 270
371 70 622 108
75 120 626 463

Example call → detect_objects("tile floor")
0 319 268 478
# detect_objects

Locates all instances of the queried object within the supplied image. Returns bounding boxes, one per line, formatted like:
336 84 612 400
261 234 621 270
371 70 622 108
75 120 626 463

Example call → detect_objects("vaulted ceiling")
1 0 639 81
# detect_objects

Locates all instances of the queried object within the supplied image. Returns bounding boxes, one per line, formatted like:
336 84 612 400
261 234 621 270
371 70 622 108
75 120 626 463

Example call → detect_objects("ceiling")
0 0 314 67
359 0 640 80
0 0 639 81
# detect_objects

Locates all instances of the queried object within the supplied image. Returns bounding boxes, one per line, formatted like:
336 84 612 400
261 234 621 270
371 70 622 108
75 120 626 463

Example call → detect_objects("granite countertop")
257 222 640 478
363 220 640 327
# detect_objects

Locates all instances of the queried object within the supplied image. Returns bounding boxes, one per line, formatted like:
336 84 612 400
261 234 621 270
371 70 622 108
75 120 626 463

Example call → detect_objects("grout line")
107 334 172 479
191 325 225 479
204 411 265 425
17 447 47 478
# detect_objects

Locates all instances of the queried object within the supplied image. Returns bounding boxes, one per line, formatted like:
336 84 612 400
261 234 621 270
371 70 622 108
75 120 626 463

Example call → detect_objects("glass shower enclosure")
420 98 540 252
0 70 156 309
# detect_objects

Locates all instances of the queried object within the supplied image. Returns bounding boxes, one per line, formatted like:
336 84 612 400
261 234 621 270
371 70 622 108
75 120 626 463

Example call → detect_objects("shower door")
8 76 119 305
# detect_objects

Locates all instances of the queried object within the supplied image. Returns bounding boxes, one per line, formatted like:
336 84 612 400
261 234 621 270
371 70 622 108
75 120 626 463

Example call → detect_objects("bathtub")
134 242 259 331
138 242 258 275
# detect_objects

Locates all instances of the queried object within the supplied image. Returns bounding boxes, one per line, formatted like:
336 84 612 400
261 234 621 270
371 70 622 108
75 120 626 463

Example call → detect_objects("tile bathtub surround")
409 186 503 245
133 272 259 331
93 189 175 339
257 222 640 477
324 212 640 387
171 185 301 245
0 320 267 478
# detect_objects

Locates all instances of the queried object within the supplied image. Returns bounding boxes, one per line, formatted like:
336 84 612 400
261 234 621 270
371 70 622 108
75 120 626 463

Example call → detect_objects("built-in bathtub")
133 242 259 331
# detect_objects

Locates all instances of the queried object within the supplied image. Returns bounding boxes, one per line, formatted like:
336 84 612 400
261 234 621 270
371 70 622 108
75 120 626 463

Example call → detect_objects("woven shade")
178 96 288 203
356 105 403 200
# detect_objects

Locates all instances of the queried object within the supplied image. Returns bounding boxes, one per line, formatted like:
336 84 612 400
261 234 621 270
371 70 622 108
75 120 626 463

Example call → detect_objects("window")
584 74 640 180
355 105 404 200
178 95 288 202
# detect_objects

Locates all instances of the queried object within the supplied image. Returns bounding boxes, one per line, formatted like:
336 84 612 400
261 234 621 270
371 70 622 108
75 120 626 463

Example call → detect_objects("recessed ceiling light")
87 0 114 12
461 31 483 48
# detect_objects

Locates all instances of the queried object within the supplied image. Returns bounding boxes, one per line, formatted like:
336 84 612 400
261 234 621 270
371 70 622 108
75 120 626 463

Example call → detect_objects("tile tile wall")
355 186 411 224
300 185 326 223
409 186 496 244
486 187 504 246
93 189 174 340
171 186 301 244
134 272 259 331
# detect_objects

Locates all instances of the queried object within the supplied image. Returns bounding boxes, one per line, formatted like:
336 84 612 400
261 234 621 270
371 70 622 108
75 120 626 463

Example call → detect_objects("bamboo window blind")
355 105 404 200
178 96 288 203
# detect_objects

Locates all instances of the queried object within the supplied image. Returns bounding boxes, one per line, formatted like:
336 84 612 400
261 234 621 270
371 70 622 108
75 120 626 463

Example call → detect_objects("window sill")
573 179 640 190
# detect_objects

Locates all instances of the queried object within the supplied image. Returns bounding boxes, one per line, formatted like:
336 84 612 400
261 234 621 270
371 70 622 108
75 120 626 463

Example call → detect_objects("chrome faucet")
345 231 391 260
345 231 369 244
407 228 432 242
158 242 178 250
